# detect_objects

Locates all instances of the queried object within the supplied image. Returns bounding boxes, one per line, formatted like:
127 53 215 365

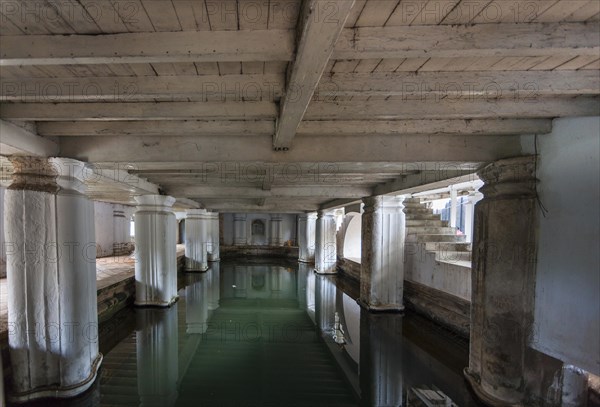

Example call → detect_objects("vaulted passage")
0 1 599 405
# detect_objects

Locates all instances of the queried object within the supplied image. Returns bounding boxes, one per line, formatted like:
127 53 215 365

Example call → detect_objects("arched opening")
179 219 186 244
251 219 266 245
342 213 361 262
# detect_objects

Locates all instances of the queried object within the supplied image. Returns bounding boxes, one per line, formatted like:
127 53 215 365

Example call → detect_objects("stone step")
404 206 433 215
416 234 466 243
406 226 456 235
405 213 440 220
434 250 472 263
425 242 472 252
406 219 447 227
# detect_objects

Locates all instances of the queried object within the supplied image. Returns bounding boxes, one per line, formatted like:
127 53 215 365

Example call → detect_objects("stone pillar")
465 156 538 405
113 207 131 256
184 209 209 272
360 196 405 312
360 313 403 407
449 186 458 228
464 190 484 243
298 213 316 263
4 157 101 401
315 210 337 274
233 213 247 246
269 214 284 246
134 195 178 307
208 212 220 261
136 307 178 407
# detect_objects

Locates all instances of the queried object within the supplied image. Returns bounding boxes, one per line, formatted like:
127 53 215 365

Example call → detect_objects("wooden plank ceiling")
0 0 599 211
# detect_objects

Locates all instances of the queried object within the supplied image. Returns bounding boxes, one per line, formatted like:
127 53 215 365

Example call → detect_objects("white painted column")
208 212 220 261
464 190 484 243
5 157 101 401
298 213 317 263
269 214 284 246
233 213 247 246
360 196 405 311
449 186 458 229
113 207 131 256
315 210 337 274
184 209 209 272
134 195 178 307
136 307 178 407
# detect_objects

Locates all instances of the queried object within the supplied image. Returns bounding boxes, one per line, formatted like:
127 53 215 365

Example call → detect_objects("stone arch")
338 212 361 262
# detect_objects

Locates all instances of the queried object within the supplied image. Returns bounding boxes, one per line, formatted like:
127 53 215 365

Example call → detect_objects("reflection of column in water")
136 306 179 407
315 275 336 335
270 267 282 298
359 313 403 407
306 270 316 323
207 263 221 311
234 265 247 298
185 273 208 334
297 263 311 310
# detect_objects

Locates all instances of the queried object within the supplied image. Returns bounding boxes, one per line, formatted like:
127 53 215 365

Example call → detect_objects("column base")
357 298 405 313
135 295 179 308
463 368 520 407
314 269 337 275
184 267 209 273
8 353 103 403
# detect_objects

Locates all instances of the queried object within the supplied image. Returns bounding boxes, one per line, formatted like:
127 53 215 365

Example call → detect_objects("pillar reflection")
136 306 179 407
359 312 403 407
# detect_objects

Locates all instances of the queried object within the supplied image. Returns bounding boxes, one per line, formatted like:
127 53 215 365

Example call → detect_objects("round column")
5 157 101 401
360 195 405 312
184 209 209 272
134 195 178 307
315 211 337 274
464 156 538 405
233 214 247 246
298 213 316 263
270 214 283 246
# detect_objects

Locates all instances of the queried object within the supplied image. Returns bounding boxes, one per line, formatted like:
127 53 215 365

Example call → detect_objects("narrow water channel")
15 260 483 406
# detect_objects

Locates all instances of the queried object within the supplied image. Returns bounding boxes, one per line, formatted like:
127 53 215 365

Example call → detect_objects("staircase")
403 197 472 268
402 197 472 336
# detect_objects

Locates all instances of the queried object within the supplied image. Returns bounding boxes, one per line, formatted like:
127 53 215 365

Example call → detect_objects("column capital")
233 213 247 221
363 195 404 213
317 209 334 219
270 214 283 221
186 208 209 219
135 195 176 210
478 156 537 200
7 156 58 193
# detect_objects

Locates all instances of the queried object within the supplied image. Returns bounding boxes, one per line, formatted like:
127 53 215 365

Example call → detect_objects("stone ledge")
337 257 361 282
221 245 299 259
404 279 470 338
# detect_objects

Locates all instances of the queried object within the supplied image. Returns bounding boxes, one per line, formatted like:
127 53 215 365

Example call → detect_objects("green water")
14 260 483 406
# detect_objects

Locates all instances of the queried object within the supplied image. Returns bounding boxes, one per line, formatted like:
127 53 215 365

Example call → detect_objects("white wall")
524 116 600 375
221 213 297 246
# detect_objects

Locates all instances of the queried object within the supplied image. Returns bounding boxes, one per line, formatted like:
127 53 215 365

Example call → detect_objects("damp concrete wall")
523 116 600 375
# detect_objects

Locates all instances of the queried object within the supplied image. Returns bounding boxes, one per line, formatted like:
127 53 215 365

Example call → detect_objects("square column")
269 214 284 246
298 213 317 263
4 157 101 401
315 210 337 274
360 196 406 312
233 213 247 245
208 212 220 261
184 209 210 272
134 195 178 307
464 156 538 405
